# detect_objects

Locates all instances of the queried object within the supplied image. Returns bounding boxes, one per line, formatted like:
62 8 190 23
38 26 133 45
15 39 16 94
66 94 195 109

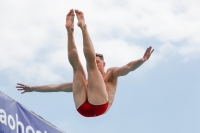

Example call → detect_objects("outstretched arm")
16 82 73 94
112 46 154 77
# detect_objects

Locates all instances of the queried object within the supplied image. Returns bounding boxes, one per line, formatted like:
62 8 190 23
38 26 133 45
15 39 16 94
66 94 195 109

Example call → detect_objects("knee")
86 62 97 70
83 48 96 61
68 49 77 56
68 49 80 66
68 49 78 60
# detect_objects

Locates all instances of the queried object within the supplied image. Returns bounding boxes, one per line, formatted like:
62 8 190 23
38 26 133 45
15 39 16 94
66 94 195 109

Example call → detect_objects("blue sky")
0 0 199 133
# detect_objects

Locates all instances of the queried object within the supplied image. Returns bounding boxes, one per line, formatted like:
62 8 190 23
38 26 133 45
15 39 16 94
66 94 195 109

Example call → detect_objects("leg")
75 10 108 105
66 9 87 109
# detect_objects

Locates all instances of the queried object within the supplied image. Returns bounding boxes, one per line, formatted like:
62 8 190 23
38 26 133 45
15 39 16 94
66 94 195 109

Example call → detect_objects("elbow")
126 63 132 71
52 85 59 92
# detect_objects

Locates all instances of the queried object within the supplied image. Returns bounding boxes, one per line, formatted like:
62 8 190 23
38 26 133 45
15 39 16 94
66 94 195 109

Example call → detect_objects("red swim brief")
77 99 109 117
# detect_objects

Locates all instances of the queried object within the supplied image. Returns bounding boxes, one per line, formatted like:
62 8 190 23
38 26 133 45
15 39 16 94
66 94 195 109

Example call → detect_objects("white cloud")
158 41 200 63
179 43 200 62
159 42 177 54
0 0 200 83
94 39 146 67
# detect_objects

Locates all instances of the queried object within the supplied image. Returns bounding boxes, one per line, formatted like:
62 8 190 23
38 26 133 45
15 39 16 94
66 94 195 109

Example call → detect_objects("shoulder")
105 67 120 79
106 67 119 75
103 68 120 84
107 67 119 72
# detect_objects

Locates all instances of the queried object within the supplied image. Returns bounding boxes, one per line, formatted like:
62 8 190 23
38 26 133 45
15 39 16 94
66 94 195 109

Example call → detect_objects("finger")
145 47 150 53
145 47 149 53
17 83 25 86
17 88 25 90
151 49 154 54
16 85 27 88
16 86 24 88
21 91 25 94
148 46 152 52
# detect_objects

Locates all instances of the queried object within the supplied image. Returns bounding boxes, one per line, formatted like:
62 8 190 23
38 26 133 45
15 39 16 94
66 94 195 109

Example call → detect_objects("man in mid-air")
17 9 154 117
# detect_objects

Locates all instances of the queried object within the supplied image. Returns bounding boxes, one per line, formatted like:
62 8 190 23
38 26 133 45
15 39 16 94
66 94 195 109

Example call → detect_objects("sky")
0 0 199 133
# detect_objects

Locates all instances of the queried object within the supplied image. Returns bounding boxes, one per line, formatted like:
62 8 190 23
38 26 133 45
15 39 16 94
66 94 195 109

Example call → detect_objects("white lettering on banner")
36 130 42 133
26 126 35 133
0 108 48 133
8 115 15 130
0 109 7 125
16 114 24 133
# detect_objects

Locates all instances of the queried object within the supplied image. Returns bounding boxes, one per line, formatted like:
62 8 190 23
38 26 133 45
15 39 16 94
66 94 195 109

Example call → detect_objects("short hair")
96 53 104 61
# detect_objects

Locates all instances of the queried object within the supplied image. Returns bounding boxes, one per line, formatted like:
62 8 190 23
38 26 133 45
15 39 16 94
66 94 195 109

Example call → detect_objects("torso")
103 67 119 112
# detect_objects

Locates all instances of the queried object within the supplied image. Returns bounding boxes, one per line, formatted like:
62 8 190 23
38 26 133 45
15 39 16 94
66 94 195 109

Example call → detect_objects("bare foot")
75 10 86 29
65 9 75 32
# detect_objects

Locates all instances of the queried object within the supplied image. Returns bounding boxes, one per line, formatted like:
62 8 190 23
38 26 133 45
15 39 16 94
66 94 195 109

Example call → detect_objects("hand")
16 83 33 94
142 46 154 61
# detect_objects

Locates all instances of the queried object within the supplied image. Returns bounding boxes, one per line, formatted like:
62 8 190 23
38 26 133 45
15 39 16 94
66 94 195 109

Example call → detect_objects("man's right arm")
16 82 73 94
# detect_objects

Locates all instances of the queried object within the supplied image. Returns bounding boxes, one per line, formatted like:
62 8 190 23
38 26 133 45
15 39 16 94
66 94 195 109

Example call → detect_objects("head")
95 53 105 72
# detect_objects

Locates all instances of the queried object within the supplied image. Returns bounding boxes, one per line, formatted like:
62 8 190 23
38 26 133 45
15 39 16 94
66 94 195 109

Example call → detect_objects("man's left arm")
112 46 154 77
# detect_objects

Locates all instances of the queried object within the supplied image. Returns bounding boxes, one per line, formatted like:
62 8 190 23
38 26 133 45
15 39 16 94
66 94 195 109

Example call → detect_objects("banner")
0 91 66 133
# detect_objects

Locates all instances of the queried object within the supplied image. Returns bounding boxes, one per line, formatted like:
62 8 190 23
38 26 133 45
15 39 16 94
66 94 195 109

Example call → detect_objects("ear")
103 62 106 67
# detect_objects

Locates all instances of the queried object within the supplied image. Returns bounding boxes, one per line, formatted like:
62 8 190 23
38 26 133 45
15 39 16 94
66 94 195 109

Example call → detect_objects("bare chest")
104 76 118 109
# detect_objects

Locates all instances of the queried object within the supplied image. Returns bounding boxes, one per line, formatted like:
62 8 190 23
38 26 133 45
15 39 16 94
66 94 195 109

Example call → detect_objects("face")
96 56 105 71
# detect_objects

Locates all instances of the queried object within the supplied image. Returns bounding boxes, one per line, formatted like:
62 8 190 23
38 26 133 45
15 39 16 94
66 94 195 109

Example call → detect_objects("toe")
75 9 78 13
